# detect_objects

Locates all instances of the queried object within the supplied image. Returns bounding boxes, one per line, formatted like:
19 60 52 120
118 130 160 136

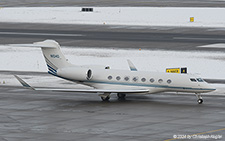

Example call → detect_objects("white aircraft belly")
85 82 166 94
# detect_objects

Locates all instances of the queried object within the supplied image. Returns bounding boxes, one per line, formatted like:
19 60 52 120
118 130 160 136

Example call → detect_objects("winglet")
14 75 35 90
127 59 137 71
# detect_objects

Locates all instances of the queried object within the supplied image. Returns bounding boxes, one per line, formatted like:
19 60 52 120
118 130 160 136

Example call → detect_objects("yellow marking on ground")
164 127 225 141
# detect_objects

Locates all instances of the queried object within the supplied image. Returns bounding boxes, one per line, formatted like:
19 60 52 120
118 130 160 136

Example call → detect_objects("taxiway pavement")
0 23 225 140
0 82 225 141
1 0 225 7
1 23 225 51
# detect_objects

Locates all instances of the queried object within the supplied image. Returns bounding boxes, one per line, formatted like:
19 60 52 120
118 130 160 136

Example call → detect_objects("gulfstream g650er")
13 40 215 104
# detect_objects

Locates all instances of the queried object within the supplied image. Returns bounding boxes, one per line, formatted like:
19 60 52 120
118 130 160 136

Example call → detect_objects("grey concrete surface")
0 22 225 140
1 0 225 7
0 82 224 141
1 23 225 52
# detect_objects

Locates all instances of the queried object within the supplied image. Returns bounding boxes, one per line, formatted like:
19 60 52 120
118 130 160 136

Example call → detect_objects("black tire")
117 93 126 99
101 96 110 101
197 99 203 104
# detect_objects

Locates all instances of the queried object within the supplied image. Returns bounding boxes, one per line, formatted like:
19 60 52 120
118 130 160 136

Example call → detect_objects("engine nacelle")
57 66 93 81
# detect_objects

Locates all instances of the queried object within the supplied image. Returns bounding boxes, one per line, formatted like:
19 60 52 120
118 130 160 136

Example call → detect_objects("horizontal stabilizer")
8 40 58 48
8 44 57 48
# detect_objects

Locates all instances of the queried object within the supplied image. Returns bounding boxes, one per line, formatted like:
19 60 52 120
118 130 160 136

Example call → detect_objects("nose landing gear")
195 93 203 104
197 99 203 104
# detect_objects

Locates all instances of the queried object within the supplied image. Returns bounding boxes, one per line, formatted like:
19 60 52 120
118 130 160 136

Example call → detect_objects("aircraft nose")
205 83 216 92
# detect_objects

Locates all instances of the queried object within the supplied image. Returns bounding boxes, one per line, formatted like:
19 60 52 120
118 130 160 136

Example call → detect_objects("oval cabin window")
167 79 172 84
141 78 146 82
116 76 121 81
133 77 138 82
124 76 129 81
108 76 112 80
158 79 163 83
150 78 154 83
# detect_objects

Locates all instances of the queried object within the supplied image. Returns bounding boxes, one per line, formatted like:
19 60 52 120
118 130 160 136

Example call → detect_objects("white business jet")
13 40 215 104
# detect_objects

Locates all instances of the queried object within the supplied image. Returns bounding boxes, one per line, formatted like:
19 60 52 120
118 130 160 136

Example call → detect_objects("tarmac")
1 0 225 7
0 81 225 141
0 7 225 140
1 22 225 52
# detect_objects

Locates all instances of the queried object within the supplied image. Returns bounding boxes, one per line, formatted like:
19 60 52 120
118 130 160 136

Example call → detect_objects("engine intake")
86 69 92 80
57 67 93 81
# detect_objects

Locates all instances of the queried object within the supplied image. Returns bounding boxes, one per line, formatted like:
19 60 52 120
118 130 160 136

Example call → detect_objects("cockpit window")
190 78 197 82
196 78 204 82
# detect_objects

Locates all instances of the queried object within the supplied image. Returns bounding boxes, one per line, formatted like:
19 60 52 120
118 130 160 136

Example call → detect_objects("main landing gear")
101 96 110 101
117 93 126 100
99 93 127 101
99 93 111 102
195 93 203 104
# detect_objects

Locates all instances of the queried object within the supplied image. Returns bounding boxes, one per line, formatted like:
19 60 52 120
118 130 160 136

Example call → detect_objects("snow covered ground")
1 45 225 79
0 7 225 27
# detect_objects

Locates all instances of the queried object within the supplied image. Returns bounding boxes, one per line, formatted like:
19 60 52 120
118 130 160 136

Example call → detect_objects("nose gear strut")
195 93 203 104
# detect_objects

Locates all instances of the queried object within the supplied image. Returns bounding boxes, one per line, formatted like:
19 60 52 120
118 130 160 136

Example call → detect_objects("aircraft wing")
14 75 149 94
35 88 149 93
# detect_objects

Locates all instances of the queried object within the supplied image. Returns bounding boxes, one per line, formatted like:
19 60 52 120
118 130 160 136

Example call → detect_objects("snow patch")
0 7 225 27
1 45 225 80
198 43 225 48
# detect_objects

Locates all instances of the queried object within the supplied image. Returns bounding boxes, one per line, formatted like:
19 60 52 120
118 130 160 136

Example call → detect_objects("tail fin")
34 40 72 75
9 40 72 74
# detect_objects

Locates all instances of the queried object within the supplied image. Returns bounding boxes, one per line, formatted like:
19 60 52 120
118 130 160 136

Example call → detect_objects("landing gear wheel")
197 99 203 104
195 93 203 104
101 96 110 101
117 93 126 100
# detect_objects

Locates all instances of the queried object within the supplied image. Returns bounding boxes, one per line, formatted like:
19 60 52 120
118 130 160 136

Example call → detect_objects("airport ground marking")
164 127 225 141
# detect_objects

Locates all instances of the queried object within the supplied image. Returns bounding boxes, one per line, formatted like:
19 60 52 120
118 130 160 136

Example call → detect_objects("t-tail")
34 40 72 75
10 40 72 75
